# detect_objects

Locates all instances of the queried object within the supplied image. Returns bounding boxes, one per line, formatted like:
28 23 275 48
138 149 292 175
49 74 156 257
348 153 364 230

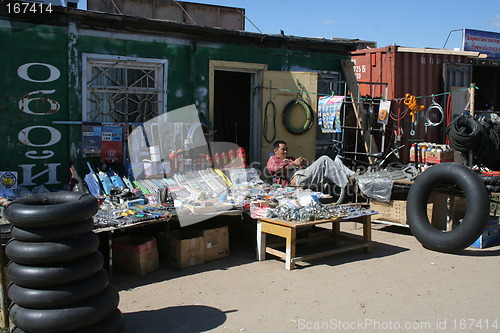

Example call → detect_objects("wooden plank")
256 221 266 261
0 244 9 332
260 222 291 238
267 231 331 248
285 227 296 270
266 247 286 259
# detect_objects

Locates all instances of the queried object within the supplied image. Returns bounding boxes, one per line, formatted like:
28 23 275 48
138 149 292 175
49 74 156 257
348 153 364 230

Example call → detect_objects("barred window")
82 54 168 123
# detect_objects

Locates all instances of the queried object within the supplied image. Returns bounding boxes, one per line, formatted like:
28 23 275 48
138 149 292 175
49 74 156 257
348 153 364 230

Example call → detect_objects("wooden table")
256 214 372 270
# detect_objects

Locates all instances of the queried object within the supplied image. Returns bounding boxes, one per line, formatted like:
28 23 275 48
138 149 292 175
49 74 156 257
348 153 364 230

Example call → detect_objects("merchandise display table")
256 214 372 270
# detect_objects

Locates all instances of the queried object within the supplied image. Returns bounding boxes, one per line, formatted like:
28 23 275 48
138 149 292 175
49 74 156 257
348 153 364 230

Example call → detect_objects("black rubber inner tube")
282 99 314 135
11 219 94 242
8 269 109 309
406 163 489 253
11 308 123 333
4 191 99 228
9 284 119 333
6 251 104 288
6 232 100 266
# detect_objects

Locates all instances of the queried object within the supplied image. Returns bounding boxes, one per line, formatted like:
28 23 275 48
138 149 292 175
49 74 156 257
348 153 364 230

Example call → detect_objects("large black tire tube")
11 308 123 333
3 191 99 228
282 99 314 135
8 269 109 309
11 219 94 242
6 251 104 288
9 284 119 333
406 163 490 253
6 232 99 265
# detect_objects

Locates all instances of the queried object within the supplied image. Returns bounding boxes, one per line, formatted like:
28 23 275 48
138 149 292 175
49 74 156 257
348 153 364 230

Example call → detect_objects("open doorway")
213 70 252 161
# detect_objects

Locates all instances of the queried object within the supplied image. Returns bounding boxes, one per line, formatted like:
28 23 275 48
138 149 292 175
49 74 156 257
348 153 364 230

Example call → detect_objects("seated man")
266 140 354 188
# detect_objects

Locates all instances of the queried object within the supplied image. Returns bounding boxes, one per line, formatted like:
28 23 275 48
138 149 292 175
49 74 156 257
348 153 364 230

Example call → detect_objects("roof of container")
0 2 361 54
352 45 484 58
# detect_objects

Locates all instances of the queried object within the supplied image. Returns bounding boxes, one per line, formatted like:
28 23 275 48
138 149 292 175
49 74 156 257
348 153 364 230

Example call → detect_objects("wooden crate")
370 200 433 225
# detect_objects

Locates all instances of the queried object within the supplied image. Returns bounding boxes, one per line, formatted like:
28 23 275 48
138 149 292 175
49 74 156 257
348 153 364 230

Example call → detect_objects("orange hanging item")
404 93 425 122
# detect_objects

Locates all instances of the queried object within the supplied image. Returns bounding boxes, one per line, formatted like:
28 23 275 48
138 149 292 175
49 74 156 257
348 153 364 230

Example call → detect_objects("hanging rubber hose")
425 100 444 128
446 114 482 152
263 100 277 143
447 114 500 169
282 99 314 135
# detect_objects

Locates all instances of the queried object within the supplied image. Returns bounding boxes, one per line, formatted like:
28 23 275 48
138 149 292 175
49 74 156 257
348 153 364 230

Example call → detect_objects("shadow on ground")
111 241 256 291
291 237 410 269
375 223 500 257
122 305 233 333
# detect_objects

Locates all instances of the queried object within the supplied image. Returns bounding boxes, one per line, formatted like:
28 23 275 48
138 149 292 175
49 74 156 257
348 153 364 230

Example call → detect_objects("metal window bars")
85 57 165 123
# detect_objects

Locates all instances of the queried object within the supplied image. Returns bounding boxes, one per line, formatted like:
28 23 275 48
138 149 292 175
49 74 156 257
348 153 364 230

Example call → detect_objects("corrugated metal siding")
443 62 473 91
351 47 474 159
351 46 471 100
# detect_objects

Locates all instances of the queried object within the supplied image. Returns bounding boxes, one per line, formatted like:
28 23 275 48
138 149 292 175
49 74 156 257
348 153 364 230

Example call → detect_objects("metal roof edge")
0 2 359 53
396 47 482 57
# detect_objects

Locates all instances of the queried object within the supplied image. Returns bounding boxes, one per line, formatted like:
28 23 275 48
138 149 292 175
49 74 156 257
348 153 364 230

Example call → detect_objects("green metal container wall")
0 22 70 189
0 15 349 189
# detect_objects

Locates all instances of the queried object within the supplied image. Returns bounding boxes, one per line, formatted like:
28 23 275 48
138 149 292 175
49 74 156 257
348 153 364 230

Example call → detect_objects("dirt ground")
114 220 500 333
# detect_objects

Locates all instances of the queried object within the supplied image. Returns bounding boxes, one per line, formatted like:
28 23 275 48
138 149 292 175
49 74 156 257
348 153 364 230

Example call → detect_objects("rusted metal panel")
87 0 245 30
350 46 479 158
351 46 474 99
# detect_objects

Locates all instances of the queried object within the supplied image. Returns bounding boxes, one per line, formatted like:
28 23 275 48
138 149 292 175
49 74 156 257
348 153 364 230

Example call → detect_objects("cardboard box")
471 217 500 249
202 225 229 262
169 230 205 268
425 150 454 164
112 235 159 276
410 148 454 164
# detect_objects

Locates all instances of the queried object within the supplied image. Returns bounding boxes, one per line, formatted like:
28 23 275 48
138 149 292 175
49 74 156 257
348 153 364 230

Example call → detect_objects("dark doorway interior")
213 70 252 161
473 65 500 111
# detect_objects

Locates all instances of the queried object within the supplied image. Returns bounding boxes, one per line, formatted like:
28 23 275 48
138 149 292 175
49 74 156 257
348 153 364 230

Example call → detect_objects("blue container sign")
463 29 500 60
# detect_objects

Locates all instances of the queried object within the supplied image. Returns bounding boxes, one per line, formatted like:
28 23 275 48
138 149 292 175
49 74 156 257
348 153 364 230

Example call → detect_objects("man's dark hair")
273 140 287 149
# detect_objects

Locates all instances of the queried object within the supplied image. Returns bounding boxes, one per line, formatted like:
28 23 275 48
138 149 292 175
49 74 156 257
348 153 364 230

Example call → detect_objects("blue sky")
79 0 500 50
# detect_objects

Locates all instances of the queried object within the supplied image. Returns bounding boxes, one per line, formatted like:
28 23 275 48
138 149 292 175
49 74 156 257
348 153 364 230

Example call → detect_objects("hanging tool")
424 94 444 136
263 81 277 143
404 93 424 136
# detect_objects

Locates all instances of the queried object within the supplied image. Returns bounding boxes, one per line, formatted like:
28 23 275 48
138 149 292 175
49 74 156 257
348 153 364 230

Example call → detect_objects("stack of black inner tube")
4 191 123 333
446 113 500 170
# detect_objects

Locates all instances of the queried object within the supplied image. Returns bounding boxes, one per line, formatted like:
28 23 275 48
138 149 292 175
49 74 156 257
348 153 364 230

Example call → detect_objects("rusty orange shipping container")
350 45 483 157
350 45 480 100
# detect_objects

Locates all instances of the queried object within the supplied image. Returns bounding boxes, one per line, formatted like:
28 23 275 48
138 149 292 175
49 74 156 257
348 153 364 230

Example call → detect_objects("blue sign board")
463 29 500 60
